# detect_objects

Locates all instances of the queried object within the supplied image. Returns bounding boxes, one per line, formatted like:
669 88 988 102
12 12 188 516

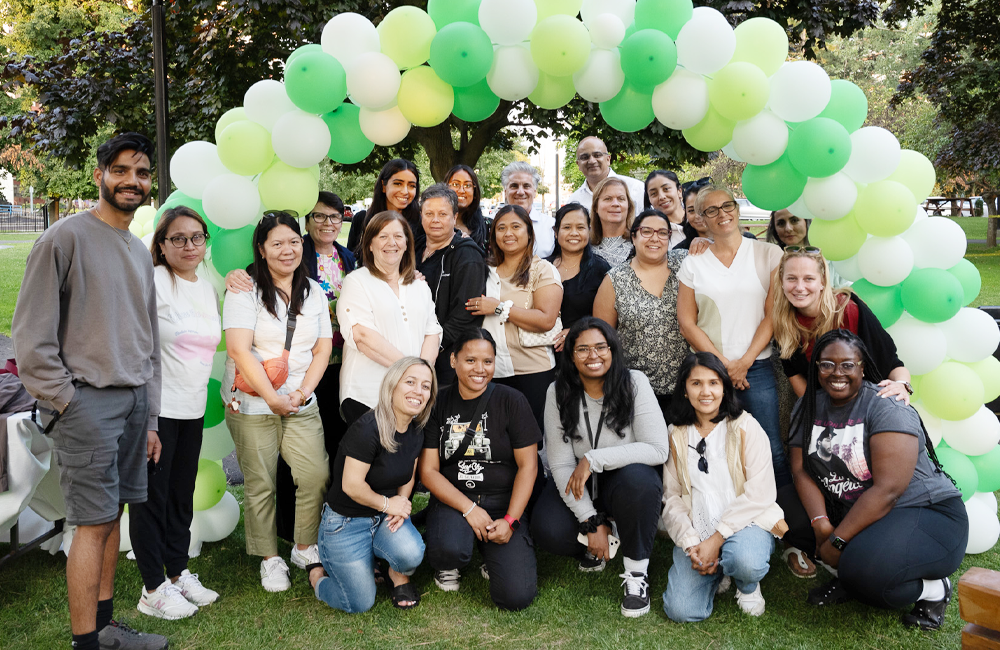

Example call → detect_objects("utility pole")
152 0 171 203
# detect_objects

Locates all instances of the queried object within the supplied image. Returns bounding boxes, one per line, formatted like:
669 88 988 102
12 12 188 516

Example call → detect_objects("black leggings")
778 485 969 609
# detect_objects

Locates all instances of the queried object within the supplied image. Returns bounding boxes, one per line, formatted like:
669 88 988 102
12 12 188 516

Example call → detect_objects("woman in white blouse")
337 211 442 427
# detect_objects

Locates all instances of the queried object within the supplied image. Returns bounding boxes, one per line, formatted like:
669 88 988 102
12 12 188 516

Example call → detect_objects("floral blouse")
317 249 347 364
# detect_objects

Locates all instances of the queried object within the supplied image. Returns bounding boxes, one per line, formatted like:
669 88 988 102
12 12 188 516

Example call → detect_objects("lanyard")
582 398 606 499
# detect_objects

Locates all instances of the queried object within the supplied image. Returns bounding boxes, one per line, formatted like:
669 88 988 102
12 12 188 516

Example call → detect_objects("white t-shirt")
688 422 738 541
155 266 221 420
677 237 782 361
221 278 332 415
337 267 443 408
530 208 556 259
566 169 647 212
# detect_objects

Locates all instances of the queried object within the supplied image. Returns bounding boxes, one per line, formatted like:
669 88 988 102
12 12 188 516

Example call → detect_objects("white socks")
918 578 946 602
623 557 649 575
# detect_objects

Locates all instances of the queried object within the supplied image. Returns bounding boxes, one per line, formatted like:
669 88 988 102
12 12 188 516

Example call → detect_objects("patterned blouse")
608 250 689 395
593 236 633 268
316 249 347 364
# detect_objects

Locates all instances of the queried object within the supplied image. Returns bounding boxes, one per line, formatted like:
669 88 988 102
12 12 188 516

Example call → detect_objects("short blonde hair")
375 357 437 453
772 250 853 359
590 176 635 245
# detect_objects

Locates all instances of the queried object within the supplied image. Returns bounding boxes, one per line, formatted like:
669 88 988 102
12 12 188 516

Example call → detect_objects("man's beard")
100 176 149 213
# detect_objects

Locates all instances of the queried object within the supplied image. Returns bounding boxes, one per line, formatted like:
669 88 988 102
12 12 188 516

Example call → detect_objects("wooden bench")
960 567 1000 649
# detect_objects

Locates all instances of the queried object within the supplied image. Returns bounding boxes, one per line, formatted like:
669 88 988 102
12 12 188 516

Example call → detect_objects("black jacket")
416 231 488 352
302 234 357 280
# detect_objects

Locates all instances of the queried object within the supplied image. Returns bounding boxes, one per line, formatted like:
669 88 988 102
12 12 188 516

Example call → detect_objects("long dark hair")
445 164 489 248
643 169 681 211
489 204 535 288
547 202 607 287
766 210 812 249
680 186 702 242
669 352 744 426
370 158 421 229
555 317 636 442
251 211 311 318
151 206 210 286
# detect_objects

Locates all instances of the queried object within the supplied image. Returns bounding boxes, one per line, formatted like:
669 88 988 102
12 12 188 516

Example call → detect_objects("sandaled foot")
391 582 421 609
782 546 817 579
807 578 852 606
373 561 387 586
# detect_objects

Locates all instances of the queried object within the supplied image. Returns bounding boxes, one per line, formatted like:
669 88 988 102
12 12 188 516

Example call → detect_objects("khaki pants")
226 405 329 557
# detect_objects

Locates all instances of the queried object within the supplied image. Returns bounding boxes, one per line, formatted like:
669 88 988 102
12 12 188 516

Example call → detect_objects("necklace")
92 207 133 250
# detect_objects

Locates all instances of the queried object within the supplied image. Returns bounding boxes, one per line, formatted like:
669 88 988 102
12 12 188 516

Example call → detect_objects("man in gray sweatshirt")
12 132 167 650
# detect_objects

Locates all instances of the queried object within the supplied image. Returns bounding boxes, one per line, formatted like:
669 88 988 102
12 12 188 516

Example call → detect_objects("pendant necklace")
92 206 133 250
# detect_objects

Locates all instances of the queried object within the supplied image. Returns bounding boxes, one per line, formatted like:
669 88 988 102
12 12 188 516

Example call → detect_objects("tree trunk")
49 197 61 223
409 102 514 182
987 192 999 248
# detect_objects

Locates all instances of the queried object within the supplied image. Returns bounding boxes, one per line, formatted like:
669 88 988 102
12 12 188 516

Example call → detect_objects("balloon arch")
128 0 999 554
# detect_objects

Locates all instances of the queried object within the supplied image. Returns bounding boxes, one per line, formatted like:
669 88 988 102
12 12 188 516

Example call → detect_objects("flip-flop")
807 578 852 606
782 546 817 579
391 582 421 609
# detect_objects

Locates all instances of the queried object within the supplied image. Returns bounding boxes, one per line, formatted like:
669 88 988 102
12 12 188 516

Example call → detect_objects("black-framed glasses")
700 201 738 219
166 233 209 248
689 438 708 474
817 360 861 375
573 342 611 359
306 212 343 225
784 245 823 255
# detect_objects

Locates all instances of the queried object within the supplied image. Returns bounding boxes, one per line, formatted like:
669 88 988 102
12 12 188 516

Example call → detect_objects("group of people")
10 132 970 650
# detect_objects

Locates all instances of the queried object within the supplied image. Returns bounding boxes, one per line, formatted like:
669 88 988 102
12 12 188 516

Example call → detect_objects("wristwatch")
896 380 914 395
829 533 848 551
503 514 520 531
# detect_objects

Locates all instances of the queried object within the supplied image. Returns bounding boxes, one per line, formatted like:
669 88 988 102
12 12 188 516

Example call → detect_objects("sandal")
807 578 852 607
391 582 421 609
782 546 817 579
373 560 387 587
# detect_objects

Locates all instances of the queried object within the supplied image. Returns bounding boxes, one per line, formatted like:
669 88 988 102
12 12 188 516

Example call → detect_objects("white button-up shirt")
566 169 648 213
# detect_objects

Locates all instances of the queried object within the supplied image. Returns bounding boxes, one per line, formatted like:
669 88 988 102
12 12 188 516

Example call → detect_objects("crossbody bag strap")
442 384 496 467
283 311 298 351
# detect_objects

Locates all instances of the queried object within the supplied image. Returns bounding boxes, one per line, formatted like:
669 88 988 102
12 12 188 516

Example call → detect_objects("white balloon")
901 216 968 270
676 7 735 75
731 109 788 166
842 126 901 184
581 0 636 29
913 205 928 222
788 195 818 220
652 69 709 130
965 494 1000 554
270 110 331 169
243 80 296 132
480 0 537 46
574 48 625 103
589 13 626 48
971 490 998 514
487 45 540 101
141 232 154 249
202 174 262 230
196 258 226 299
346 52 402 110
320 13 380 71
856 236 914 287
942 405 1000 457
912 401 943 448
887 315 948 376
119 511 132 552
802 173 858 221
721 142 744 162
767 61 831 122
169 142 229 200
937 307 1000 363
831 254 863 282
200 420 235 461
359 105 411 146
196 491 241 543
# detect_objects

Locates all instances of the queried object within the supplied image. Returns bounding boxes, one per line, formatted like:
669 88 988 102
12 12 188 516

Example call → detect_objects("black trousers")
340 397 372 430
530 463 663 562
130 416 203 592
777 484 969 609
495 369 556 432
424 493 537 611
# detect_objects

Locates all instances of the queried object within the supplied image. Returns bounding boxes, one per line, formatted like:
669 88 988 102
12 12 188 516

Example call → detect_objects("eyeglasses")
689 438 708 474
637 226 671 240
816 360 861 375
577 152 607 162
307 212 343 224
700 201 738 219
573 343 611 359
166 233 209 248
784 245 823 255
448 181 475 191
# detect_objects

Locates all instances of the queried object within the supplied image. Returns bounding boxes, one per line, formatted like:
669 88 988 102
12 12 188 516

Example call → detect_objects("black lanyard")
582 398 606 498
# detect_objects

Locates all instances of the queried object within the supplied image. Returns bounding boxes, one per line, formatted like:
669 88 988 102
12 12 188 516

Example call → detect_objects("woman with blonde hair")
590 176 636 268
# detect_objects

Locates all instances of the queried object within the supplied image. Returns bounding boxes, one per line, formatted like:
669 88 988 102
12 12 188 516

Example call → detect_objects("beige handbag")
518 315 563 348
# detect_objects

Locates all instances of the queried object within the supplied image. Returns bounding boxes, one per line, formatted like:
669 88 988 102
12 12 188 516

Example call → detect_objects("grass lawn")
1 485 998 650
0 238 37 336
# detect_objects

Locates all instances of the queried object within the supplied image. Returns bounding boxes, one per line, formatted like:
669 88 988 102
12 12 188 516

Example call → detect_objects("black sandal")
807 578 852 606
901 578 951 630
373 560 387 586
391 582 421 609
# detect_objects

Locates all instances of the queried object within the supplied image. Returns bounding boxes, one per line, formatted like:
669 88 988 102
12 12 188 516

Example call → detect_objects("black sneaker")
902 578 952 630
578 551 606 573
619 571 650 617
98 619 169 650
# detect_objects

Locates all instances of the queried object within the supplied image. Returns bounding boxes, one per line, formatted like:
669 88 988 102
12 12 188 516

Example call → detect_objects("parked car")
735 198 770 220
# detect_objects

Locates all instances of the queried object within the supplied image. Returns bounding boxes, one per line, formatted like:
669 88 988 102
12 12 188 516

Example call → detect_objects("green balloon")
901 268 964 323
969 444 1000 493
599 84 655 133
709 62 769 122
787 117 852 178
322 103 374 165
731 17 789 77
531 15 591 77
284 51 347 115
429 22 494 88
204 379 226 428
215 107 247 143
193 458 227 511
964 356 1000 403
217 120 275 177
155 192 218 238
286 43 323 66
935 447 978 501
819 80 868 133
635 0 694 39
210 223 256 277
921 361 985 422
948 258 982 306
851 280 903 328
741 154 807 211
529 72 576 110
258 160 320 217
853 180 917 237
682 106 736 152
620 29 677 94
427 0 481 28
807 212 867 261
452 78 500 122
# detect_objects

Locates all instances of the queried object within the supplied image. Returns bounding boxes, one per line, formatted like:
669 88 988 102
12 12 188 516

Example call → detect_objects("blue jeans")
737 359 791 487
662 524 775 622
314 504 425 613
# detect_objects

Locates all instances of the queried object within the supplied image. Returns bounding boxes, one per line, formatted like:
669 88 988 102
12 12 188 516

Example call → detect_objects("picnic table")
922 197 976 217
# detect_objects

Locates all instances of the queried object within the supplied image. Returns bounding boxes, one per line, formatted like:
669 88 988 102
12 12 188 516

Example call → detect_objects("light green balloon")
217 120 274 177
682 106 736 152
599 84 655 133
731 17 789 77
258 160 319 217
818 79 868 133
377 6 437 70
948 258 982 306
886 149 936 203
529 72 576 110
535 0 584 20
920 361 985 422
709 62 769 122
635 0 694 39
452 78 501 122
193 458 227 511
964 356 1000 403
397 66 455 128
807 212 867 261
530 15 591 77
853 180 917 237
214 107 247 143
935 447 978 501
428 0 481 28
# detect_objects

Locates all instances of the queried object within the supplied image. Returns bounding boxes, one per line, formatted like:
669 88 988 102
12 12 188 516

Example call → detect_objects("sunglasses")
681 176 712 192
784 245 823 255
262 210 299 220
689 438 708 474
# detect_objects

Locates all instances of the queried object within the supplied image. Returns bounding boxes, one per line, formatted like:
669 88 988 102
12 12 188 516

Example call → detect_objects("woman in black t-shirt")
419 328 541 611
309 357 436 612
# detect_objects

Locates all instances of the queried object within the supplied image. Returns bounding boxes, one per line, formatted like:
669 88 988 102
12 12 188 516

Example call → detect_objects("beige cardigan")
661 412 788 551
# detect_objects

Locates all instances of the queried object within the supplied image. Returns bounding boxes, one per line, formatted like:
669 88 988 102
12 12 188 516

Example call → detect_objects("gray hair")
694 184 737 216
500 161 541 190
374 357 437 453
420 183 459 214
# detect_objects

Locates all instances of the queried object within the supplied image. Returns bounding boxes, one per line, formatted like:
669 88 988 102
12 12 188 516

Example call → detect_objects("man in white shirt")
566 136 647 211
501 161 555 258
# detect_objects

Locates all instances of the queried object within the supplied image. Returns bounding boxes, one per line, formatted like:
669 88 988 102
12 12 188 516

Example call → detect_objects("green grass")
946 216 988 240
0 233 44 242
1 485 997 650
0 240 35 336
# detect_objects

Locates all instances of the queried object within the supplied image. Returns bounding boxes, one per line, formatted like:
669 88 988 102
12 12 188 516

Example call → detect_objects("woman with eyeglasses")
445 164 491 250
130 207 221 620
778 330 965 630
593 209 689 413
643 170 687 250
661 352 786 622
346 158 421 256
589 177 636 267
222 211 333 592
677 185 790 488
532 318 669 618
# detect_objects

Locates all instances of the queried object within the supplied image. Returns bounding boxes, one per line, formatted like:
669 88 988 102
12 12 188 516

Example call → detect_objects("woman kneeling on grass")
308 357 436 612
661 352 787 622
420 328 540 610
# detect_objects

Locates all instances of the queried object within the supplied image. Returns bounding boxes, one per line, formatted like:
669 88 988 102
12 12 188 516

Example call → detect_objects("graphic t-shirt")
316 249 346 363
326 411 423 517
423 383 541 495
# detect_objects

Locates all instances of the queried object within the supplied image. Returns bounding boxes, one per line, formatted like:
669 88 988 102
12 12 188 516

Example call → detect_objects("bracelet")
497 300 513 324
462 503 477 518
810 515 829 524
381 495 389 513
577 513 608 535
293 389 306 402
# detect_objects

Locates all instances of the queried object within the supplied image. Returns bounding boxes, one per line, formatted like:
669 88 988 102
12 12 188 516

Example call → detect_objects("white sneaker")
434 568 461 592
290 544 320 570
260 556 291 592
736 584 766 616
176 569 219 606
137 579 199 620
717 575 732 595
